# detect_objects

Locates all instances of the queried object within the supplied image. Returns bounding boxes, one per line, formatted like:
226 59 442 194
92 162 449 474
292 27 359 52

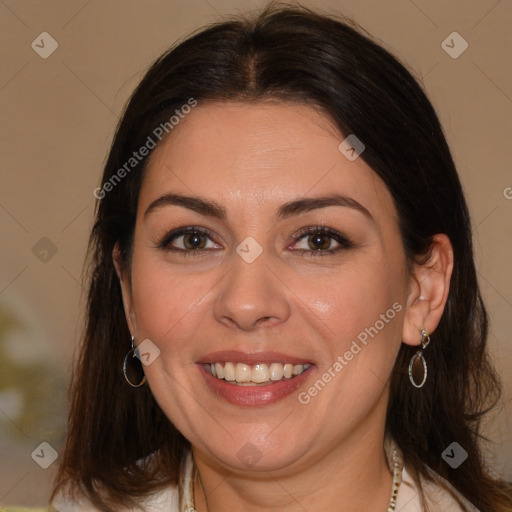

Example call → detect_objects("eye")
157 226 221 255
157 225 353 257
290 226 353 256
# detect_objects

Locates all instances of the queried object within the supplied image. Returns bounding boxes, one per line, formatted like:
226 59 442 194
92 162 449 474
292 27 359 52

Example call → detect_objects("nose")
213 249 291 332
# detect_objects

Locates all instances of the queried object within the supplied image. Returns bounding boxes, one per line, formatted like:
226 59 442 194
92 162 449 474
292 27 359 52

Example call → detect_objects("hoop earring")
123 335 147 388
408 329 430 388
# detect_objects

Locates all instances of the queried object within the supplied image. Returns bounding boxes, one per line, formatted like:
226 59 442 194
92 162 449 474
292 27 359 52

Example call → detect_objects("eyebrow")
143 192 375 223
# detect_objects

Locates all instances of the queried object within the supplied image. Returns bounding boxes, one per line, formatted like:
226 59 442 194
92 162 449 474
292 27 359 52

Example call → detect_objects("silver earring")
123 335 147 388
408 329 430 388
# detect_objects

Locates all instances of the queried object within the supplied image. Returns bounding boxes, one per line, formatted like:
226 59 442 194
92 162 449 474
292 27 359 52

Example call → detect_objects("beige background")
0 0 511 506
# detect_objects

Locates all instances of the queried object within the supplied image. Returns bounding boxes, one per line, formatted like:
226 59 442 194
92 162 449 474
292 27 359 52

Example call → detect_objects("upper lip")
196 350 313 366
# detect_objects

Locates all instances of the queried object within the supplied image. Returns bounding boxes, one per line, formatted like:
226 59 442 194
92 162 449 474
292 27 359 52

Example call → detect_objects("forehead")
139 101 397 223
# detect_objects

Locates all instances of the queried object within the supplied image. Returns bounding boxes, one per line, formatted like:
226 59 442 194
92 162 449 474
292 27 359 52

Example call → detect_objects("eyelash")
156 225 353 258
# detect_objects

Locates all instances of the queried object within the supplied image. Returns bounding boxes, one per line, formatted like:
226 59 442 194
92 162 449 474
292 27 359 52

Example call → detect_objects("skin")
113 101 453 511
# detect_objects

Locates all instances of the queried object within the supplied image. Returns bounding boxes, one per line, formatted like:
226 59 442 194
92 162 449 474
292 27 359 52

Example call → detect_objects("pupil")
185 232 204 249
310 233 329 250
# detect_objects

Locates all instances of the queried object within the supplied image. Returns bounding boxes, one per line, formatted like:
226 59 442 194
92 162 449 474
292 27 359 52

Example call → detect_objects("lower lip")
198 365 313 406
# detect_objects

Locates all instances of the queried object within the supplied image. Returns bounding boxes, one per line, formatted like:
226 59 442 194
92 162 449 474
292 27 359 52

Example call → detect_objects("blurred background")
1 0 511 506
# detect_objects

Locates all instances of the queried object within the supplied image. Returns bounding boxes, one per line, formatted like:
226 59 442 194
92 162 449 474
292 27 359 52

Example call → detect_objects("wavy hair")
51 2 512 511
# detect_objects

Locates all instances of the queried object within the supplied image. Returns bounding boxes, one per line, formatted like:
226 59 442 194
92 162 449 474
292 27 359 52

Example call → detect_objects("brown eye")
291 226 353 257
307 232 333 251
157 227 220 254
182 232 207 250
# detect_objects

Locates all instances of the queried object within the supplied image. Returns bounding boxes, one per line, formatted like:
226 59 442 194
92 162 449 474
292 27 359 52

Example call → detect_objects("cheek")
309 258 403 328
130 255 213 349
306 259 405 384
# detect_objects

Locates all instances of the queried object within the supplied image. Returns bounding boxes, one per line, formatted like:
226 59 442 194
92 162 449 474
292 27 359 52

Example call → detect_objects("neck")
192 406 393 511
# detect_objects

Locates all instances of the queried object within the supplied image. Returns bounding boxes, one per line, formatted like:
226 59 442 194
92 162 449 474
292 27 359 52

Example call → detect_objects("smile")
205 362 311 385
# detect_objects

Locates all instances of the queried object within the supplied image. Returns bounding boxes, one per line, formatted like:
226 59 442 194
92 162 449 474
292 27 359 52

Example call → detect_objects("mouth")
197 351 314 406
204 362 311 386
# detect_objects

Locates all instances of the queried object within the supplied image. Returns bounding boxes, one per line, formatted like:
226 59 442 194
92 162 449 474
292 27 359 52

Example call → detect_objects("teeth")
269 362 283 381
215 362 224 379
252 364 269 383
235 363 252 382
206 362 311 384
292 364 303 376
224 362 235 381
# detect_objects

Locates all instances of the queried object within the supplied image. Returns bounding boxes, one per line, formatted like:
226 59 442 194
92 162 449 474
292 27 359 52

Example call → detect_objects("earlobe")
402 234 454 347
112 242 137 335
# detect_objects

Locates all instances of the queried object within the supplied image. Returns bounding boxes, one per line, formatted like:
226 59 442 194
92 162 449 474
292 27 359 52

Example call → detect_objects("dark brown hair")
52 2 512 511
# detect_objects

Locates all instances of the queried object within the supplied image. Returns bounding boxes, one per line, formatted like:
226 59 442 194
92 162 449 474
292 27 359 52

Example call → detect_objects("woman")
50 3 512 511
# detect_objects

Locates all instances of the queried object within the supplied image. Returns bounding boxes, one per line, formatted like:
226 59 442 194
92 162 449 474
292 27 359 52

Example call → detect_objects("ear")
402 234 454 346
112 242 137 336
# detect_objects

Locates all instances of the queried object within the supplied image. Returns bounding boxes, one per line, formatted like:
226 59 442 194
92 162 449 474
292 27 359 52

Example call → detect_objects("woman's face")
118 101 413 474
